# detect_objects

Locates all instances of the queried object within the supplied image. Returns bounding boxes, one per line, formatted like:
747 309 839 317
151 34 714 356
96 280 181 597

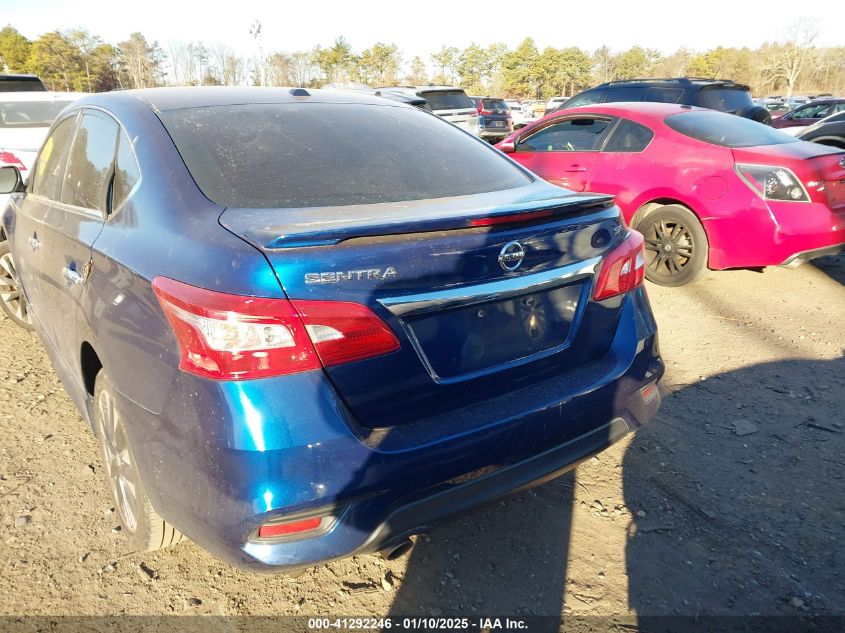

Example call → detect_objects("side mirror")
0 166 24 194
499 139 516 153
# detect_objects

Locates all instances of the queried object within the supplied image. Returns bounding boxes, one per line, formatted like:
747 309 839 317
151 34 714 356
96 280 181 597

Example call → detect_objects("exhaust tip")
381 538 414 561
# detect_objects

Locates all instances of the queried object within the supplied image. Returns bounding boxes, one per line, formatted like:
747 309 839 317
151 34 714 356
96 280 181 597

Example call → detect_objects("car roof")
75 86 408 113
379 85 466 95
551 102 704 122
594 77 749 89
0 91 88 102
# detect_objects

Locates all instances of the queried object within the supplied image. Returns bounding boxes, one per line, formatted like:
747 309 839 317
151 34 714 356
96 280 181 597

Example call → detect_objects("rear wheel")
94 371 183 551
0 240 33 330
636 205 709 287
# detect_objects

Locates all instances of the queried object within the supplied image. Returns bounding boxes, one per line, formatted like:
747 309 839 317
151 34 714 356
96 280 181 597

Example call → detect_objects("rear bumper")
779 243 844 267
478 127 511 139
117 288 662 572
705 197 845 269
349 416 633 558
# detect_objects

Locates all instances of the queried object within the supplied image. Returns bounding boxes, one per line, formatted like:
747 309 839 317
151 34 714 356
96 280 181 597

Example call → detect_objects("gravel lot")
1 255 843 622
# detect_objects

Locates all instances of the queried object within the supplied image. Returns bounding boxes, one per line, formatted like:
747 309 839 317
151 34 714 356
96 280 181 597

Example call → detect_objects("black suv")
555 78 771 125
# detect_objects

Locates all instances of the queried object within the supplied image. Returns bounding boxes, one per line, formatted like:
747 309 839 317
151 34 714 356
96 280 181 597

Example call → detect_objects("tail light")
593 231 646 301
735 163 809 202
0 150 26 171
152 277 399 380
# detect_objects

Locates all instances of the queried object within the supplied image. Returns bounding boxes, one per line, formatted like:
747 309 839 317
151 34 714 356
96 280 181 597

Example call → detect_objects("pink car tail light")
735 163 810 202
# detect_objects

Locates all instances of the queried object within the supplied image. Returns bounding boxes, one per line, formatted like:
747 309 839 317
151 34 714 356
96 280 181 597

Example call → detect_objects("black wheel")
94 371 183 552
0 240 33 330
637 205 709 287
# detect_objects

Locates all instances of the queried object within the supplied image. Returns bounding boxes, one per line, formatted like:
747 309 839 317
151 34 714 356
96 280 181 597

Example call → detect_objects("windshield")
0 100 73 128
665 111 800 148
161 102 531 209
421 90 474 111
698 88 753 114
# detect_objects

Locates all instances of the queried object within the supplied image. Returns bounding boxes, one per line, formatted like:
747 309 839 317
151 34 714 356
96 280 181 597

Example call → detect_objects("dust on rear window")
160 102 531 209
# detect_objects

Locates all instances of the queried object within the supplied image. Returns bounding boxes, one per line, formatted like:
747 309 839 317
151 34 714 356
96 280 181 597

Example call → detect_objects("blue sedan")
0 87 663 572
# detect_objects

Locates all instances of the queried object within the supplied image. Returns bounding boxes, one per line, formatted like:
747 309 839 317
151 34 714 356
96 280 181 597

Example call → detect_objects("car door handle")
29 236 40 250
565 166 587 172
62 266 84 286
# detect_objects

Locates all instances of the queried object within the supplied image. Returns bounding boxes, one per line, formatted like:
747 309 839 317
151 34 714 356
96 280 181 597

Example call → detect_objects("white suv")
379 86 479 136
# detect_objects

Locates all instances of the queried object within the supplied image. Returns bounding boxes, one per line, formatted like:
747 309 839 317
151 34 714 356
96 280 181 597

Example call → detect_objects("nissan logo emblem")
498 241 526 272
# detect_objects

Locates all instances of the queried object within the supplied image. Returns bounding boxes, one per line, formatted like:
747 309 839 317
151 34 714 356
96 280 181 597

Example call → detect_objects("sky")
3 0 843 70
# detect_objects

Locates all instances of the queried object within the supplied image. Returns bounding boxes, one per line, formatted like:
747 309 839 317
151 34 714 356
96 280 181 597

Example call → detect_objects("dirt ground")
1 255 843 625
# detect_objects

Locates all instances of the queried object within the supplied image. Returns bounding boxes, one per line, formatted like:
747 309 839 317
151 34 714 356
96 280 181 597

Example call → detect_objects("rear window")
0 100 74 128
698 88 753 114
665 111 800 148
161 102 531 209
421 90 474 111
482 99 508 110
0 77 46 92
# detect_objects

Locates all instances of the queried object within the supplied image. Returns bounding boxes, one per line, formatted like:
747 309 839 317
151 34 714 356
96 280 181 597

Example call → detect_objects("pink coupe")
497 103 845 285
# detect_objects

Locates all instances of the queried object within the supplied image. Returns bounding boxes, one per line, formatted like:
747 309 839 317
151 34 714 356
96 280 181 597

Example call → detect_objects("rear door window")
421 90 475 111
517 117 613 152
603 119 654 152
604 87 646 103
564 91 605 108
29 113 79 201
792 103 832 120
645 87 683 103
161 102 530 209
61 110 119 212
112 131 141 212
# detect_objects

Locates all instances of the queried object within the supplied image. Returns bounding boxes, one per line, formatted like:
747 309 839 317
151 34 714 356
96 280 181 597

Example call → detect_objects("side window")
645 87 683 103
30 114 78 201
517 118 612 152
604 87 645 103
565 91 604 108
112 131 140 212
61 111 119 212
604 119 655 153
833 103 845 115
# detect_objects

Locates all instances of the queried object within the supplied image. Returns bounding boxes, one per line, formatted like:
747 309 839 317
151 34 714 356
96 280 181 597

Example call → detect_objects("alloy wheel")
0 251 31 326
643 218 695 280
98 390 138 533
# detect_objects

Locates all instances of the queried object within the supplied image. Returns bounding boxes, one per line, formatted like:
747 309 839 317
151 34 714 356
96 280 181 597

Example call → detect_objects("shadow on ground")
377 356 844 628
810 253 845 285
625 356 845 621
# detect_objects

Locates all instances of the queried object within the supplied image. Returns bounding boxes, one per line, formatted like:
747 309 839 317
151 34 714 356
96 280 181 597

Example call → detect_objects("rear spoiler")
220 192 616 249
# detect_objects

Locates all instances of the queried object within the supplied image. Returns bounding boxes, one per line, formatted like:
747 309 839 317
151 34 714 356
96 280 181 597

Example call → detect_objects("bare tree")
761 19 819 98
289 50 317 87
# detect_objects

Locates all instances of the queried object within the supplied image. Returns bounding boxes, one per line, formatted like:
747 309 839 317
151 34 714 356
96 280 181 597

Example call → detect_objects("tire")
0 240 34 330
94 370 183 552
636 204 709 287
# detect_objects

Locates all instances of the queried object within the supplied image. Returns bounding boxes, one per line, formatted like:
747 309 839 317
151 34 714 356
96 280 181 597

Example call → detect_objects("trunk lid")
221 185 627 429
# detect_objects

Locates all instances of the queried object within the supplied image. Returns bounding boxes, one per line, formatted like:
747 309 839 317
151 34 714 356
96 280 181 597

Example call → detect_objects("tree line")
1 21 842 98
